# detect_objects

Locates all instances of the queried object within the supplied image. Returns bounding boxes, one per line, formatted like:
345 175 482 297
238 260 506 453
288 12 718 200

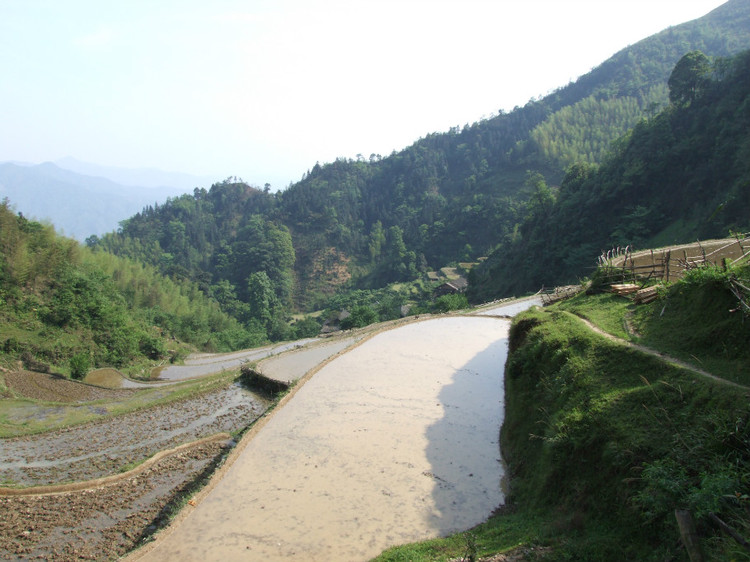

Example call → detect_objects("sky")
0 0 728 190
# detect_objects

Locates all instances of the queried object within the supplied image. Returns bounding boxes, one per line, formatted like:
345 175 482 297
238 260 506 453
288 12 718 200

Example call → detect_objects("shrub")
432 293 468 313
69 352 90 380
139 333 166 360
340 306 378 329
292 316 322 338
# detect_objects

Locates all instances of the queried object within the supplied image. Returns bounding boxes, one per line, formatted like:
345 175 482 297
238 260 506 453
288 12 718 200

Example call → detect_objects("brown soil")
0 439 229 561
3 370 137 402
0 373 268 561
2 383 266 488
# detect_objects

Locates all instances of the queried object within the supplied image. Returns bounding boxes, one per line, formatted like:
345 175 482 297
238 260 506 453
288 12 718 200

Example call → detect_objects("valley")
0 300 536 561
1 2 749 560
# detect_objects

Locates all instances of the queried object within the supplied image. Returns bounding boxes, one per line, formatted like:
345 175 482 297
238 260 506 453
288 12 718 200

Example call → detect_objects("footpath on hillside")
569 312 749 390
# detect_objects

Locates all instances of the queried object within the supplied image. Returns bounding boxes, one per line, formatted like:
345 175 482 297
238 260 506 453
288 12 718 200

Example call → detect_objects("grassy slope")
375 267 750 561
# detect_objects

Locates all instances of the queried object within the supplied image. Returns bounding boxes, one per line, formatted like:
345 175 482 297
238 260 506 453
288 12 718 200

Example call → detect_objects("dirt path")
570 312 750 390
154 340 316 382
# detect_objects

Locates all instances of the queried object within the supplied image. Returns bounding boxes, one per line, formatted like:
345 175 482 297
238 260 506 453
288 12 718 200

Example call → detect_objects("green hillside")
469 47 750 300
93 0 750 322
0 200 266 378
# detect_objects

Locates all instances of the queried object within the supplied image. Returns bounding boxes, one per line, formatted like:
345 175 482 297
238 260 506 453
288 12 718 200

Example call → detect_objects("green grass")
557 265 750 386
500 306 750 560
556 292 632 339
373 510 545 562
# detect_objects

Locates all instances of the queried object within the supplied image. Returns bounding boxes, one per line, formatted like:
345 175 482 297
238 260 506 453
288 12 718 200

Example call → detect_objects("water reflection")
424 336 508 534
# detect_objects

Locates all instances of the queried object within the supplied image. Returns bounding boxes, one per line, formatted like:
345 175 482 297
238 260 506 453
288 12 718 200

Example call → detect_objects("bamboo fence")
603 235 749 283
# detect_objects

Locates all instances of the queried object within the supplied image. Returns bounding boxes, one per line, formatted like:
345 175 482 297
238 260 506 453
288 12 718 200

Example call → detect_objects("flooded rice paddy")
155 340 316 382
1 299 543 561
131 314 523 562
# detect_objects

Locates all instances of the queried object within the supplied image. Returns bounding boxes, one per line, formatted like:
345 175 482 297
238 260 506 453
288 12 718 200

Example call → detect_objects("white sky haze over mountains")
0 0 727 189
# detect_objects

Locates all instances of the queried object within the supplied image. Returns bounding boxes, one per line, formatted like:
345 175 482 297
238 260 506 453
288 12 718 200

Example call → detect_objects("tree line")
469 48 750 301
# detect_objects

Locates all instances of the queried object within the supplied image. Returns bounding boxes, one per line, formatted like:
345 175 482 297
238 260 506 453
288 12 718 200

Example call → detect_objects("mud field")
0 439 229 561
0 378 268 561
1 383 267 488
3 370 138 402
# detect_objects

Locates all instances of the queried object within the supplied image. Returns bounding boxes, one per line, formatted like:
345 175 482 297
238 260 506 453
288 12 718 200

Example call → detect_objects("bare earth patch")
3 370 137 402
0 439 228 561
1 384 267 488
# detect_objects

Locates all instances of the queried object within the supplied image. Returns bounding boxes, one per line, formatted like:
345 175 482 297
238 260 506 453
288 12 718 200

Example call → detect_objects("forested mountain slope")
0 201 265 377
469 48 750 300
99 0 750 313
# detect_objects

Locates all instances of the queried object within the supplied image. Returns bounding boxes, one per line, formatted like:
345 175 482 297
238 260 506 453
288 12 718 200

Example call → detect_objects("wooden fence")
603 235 749 283
539 285 583 305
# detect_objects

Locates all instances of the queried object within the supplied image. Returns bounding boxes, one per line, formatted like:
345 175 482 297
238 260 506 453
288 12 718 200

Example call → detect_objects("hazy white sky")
0 0 727 189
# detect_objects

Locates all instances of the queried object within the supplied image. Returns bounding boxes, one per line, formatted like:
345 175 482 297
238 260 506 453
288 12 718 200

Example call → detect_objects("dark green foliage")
321 282 432 328
668 50 712 106
340 305 378 330
528 88 668 169
290 316 322 338
139 333 166 360
470 48 750 301
94 3 750 315
431 293 468 313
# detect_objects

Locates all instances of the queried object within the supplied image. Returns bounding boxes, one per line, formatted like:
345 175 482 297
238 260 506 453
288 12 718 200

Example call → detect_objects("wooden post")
675 509 704 562
651 249 656 279
665 250 671 283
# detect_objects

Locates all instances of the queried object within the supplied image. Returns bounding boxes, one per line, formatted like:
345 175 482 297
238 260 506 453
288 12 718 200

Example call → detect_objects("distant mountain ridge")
0 162 188 240
53 157 217 190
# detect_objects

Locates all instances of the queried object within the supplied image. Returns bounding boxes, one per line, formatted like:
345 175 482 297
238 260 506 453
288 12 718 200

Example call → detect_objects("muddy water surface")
132 316 512 562
255 336 361 383
476 296 542 317
156 340 316 381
